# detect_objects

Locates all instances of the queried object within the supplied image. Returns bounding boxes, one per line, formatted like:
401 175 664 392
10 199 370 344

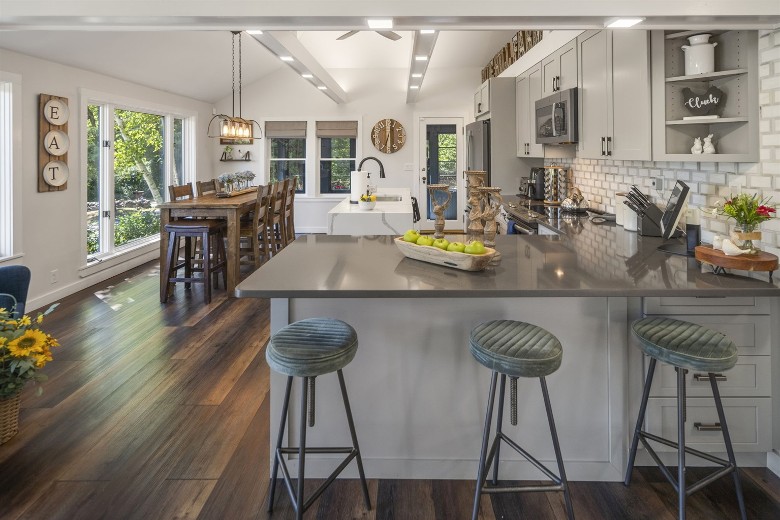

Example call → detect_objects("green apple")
416 235 435 246
432 238 450 250
403 229 420 243
447 241 466 253
464 240 486 255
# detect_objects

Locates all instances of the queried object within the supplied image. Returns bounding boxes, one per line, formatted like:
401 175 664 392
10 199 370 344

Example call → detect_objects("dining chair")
239 184 274 269
284 179 296 244
270 179 289 251
0 265 31 318
195 179 218 196
169 183 194 201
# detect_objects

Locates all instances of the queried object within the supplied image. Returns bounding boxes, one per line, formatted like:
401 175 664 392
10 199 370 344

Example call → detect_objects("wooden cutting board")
695 244 778 274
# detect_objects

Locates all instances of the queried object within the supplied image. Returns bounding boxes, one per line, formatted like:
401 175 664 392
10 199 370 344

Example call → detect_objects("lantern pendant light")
208 31 261 140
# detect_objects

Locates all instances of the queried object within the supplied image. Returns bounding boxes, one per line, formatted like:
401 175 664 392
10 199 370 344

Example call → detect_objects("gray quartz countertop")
235 221 780 299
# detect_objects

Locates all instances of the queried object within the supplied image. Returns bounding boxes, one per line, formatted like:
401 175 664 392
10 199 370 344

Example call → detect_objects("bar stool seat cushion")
632 317 738 372
165 219 226 233
267 318 358 377
469 320 562 378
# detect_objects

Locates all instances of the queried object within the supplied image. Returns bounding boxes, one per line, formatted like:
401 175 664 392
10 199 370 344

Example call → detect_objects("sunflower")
7 329 49 357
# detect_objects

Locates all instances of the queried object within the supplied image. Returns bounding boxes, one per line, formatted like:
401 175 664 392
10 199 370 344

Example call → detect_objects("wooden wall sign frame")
38 93 69 192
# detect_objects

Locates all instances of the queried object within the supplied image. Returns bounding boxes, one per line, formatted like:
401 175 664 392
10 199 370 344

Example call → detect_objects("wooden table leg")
226 210 240 296
160 209 171 302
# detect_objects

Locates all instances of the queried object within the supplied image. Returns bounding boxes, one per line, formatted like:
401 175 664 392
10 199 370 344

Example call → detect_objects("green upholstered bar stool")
469 320 575 520
625 317 747 520
266 318 371 520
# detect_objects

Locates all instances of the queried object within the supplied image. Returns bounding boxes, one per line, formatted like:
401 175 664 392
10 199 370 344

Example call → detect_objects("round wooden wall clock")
371 118 406 153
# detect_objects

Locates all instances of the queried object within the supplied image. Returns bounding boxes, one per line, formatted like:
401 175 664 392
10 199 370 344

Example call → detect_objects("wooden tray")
695 245 778 274
394 237 496 271
216 187 257 198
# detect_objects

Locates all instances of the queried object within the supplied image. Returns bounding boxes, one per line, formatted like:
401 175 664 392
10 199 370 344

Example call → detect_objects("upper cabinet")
516 63 544 158
474 80 492 119
577 29 652 161
651 30 758 162
541 39 578 97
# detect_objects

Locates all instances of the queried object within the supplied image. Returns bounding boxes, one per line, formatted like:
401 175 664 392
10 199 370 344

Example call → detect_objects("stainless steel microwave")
535 87 578 144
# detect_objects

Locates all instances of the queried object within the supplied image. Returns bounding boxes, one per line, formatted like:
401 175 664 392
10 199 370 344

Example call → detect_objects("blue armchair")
0 265 31 318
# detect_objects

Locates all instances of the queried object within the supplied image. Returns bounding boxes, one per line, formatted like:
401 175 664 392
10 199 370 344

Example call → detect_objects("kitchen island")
327 188 413 235
236 224 780 481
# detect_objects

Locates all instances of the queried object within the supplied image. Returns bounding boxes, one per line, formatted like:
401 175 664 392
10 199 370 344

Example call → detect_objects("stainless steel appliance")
535 87 578 144
524 167 545 200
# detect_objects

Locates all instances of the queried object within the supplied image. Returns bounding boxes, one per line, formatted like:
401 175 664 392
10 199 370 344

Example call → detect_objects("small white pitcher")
682 34 717 75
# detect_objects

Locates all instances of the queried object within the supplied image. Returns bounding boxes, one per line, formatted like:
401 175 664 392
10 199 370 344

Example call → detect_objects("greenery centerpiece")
714 193 776 253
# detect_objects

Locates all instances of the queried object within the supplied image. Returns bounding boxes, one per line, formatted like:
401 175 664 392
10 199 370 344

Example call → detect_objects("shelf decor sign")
682 86 724 116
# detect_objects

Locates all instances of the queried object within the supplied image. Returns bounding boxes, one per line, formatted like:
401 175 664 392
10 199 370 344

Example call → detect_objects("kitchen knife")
630 186 651 207
624 199 644 216
626 192 647 211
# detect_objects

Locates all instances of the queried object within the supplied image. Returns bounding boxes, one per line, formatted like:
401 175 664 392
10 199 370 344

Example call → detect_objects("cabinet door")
577 30 609 160
610 30 651 160
474 89 482 118
541 53 559 97
557 39 578 91
480 82 490 114
527 64 544 157
516 75 530 156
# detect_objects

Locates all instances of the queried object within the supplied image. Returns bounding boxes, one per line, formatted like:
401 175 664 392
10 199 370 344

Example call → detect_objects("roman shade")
265 121 307 138
316 121 358 138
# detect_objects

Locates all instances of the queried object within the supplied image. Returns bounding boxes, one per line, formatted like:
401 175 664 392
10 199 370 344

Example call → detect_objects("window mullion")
100 104 115 255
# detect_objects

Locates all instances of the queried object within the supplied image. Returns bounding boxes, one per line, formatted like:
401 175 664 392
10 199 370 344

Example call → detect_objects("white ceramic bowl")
358 200 376 210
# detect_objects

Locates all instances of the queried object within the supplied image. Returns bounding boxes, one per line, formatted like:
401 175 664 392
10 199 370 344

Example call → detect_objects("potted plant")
0 304 59 444
715 193 776 253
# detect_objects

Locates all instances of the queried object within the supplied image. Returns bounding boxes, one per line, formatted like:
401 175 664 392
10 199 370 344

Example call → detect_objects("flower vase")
730 224 762 254
0 392 22 445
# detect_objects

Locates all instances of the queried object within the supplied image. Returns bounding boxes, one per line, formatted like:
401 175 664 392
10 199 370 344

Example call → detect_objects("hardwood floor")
1 261 779 519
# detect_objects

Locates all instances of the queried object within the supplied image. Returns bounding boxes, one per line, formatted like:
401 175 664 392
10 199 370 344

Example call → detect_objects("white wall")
212 65 480 231
0 48 215 310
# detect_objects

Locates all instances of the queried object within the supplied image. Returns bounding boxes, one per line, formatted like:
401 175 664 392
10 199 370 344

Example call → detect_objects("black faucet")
358 156 385 178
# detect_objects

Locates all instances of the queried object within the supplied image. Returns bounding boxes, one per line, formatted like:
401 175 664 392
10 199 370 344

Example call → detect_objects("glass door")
418 117 464 231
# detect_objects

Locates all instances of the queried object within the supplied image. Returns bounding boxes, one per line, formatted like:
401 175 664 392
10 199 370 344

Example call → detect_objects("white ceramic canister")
615 192 627 226
681 34 717 75
623 205 638 232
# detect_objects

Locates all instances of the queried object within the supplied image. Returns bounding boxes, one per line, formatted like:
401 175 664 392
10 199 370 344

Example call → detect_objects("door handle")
607 136 613 156
422 176 427 184
601 137 606 156
693 373 727 382
694 422 722 432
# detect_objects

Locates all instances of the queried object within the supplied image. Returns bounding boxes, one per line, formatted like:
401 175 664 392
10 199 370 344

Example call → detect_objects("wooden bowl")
394 237 496 271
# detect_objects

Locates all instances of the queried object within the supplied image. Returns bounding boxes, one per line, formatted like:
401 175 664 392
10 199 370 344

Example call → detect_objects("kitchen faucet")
358 156 385 178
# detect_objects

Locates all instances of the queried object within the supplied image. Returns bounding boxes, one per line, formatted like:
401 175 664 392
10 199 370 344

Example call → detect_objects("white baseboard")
768 450 780 477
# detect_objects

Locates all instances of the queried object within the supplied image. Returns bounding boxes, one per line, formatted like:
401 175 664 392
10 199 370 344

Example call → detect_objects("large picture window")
266 121 306 193
317 121 357 194
86 98 191 260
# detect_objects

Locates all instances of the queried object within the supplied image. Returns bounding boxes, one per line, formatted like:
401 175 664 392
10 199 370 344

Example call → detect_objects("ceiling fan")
337 30 401 41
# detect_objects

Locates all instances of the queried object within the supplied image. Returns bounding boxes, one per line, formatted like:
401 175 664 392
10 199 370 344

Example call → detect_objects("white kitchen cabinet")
541 39 577 97
474 80 491 120
515 62 544 158
577 29 651 161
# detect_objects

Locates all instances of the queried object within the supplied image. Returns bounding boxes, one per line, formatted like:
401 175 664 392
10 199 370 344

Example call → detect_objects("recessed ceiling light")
246 30 263 35
317 86 327 90
420 29 436 34
368 18 393 29
411 73 423 78
280 56 294 62
606 17 645 28
301 73 313 79
409 85 420 90
415 55 428 61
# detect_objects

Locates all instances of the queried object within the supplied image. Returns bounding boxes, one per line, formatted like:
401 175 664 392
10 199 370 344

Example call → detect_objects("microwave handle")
552 102 564 137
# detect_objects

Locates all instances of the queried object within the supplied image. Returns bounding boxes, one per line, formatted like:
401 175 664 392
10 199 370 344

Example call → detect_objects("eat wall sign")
38 93 70 192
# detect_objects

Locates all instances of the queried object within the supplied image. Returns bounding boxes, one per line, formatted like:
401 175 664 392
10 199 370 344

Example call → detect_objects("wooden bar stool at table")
270 179 289 252
469 320 575 520
266 318 371 520
625 317 747 520
284 179 296 244
239 184 274 269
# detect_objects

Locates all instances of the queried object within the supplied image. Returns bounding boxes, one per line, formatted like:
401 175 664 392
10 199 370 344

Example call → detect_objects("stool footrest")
279 447 354 454
275 448 359 514
482 484 564 494
479 432 563 493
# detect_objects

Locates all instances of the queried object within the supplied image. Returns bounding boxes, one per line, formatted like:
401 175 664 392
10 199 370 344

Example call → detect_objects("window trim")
318 136 357 195
0 71 23 261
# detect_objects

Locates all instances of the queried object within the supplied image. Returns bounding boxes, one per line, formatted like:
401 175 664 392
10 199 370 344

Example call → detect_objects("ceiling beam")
249 31 347 104
406 31 438 104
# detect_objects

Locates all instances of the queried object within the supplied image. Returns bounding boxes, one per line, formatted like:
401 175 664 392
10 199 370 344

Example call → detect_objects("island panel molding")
38 93 69 192
371 118 406 154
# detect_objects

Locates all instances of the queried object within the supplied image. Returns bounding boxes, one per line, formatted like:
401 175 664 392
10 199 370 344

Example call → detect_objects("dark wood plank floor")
1 261 779 519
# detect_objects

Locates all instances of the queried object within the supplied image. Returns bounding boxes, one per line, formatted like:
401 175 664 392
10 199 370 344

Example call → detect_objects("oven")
502 203 543 235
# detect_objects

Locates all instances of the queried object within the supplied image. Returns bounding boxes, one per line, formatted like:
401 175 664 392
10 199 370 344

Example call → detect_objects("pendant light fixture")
208 31 261 140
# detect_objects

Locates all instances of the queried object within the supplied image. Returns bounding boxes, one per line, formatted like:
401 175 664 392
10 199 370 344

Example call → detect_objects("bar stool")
266 318 371 520
161 219 227 304
469 319 575 520
625 317 747 520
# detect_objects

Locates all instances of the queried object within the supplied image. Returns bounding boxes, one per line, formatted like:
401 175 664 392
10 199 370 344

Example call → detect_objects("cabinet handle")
694 422 722 432
601 137 606 156
555 76 560 91
607 136 612 156
693 373 727 382
477 102 482 112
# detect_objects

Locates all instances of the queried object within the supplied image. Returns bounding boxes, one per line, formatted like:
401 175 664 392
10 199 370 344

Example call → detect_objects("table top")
235 220 780 299
158 190 257 209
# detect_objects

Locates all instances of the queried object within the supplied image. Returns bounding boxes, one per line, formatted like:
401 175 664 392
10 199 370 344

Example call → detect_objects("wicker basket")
0 393 22 445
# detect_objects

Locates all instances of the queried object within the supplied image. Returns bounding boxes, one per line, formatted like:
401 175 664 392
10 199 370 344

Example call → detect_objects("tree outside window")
320 137 355 194
269 138 305 193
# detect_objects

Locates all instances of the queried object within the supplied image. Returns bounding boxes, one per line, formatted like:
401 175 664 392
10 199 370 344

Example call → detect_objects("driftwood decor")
394 237 497 272
38 94 70 192
482 31 543 82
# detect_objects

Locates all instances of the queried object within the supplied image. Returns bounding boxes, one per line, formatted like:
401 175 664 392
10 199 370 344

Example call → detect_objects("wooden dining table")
158 190 257 300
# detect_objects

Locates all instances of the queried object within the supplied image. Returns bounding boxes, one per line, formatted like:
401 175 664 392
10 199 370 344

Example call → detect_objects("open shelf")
665 68 747 83
219 158 251 162
666 117 749 125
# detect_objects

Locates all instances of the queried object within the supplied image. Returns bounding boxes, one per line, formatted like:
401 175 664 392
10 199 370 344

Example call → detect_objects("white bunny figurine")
691 137 703 154
702 134 716 154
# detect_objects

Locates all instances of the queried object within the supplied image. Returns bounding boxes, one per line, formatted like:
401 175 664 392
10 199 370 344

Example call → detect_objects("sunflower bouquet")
0 305 59 399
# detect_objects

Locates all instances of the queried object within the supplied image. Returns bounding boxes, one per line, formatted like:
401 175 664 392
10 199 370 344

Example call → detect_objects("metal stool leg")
267 376 293 512
677 366 686 520
710 374 747 520
337 369 372 510
492 374 507 485
625 357 657 485
541 376 575 520
472 371 498 520
296 376 308 520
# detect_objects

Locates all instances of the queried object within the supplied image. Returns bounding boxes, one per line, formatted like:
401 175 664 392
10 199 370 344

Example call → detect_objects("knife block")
638 205 664 237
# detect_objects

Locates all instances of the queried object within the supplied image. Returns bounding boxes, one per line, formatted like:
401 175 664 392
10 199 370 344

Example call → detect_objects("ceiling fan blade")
377 31 402 41
337 30 359 40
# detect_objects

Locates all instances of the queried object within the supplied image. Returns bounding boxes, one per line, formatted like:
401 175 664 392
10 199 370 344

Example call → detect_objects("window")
317 121 357 194
266 121 306 193
85 96 193 260
0 72 21 259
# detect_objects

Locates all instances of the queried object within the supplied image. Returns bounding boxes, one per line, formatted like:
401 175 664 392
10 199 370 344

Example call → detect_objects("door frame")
414 115 466 232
